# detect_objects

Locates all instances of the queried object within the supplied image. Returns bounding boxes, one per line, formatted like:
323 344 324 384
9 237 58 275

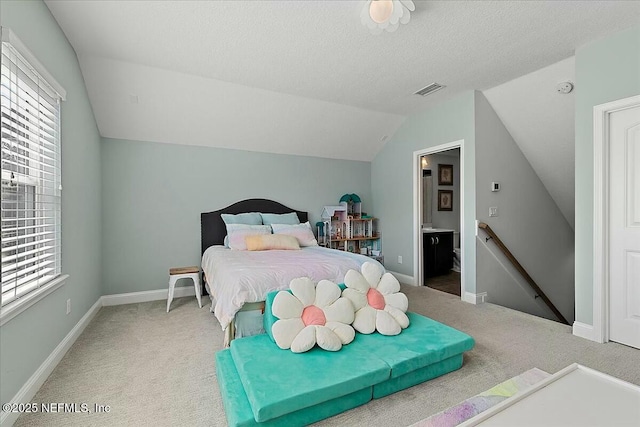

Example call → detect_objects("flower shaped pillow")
343 262 409 336
271 278 356 353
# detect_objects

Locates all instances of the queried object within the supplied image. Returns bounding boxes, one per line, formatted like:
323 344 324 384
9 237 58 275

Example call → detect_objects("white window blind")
1 29 63 307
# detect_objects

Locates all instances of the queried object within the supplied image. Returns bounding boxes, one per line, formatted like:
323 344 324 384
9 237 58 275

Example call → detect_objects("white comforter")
201 245 383 331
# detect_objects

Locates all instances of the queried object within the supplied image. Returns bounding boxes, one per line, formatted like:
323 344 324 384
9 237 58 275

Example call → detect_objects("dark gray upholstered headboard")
200 199 308 255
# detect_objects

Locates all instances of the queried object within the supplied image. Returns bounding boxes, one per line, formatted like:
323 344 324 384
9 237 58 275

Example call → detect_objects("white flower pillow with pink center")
343 262 409 336
271 278 356 353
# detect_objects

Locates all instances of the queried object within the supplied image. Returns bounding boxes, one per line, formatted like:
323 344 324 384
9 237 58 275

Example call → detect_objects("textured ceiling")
45 1 640 114
43 0 640 161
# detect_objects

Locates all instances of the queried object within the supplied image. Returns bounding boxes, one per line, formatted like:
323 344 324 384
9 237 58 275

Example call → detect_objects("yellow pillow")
245 234 300 251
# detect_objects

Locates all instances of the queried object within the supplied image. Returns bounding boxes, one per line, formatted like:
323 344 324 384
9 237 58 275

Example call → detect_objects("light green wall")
2 1 634 407
574 25 640 325
101 138 372 295
371 92 476 293
0 0 102 405
475 92 575 323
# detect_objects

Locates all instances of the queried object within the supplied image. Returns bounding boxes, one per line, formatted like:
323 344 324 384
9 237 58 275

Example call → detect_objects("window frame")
0 27 67 325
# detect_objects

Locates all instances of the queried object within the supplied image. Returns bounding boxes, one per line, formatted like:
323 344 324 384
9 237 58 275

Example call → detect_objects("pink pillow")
245 234 300 251
271 222 318 247
226 224 271 250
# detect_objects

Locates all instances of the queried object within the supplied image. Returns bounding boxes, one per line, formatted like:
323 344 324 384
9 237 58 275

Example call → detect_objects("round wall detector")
556 81 574 94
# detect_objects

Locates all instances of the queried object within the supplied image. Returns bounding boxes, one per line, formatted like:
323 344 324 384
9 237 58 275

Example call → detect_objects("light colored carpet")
15 285 640 427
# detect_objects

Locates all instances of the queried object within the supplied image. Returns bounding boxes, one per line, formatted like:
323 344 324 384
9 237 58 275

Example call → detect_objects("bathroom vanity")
423 229 454 279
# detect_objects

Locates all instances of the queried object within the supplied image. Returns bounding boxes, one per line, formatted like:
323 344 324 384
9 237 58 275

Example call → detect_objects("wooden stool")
167 266 202 312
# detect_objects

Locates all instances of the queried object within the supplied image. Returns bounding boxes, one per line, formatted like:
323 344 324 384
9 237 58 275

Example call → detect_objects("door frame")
413 140 464 297
592 94 640 343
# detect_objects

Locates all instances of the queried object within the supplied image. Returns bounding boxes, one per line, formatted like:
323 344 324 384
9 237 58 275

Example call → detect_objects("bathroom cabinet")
423 230 454 279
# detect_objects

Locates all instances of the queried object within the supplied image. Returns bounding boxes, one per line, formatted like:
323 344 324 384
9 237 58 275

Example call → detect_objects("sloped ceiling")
484 57 576 229
77 55 404 161
44 0 640 161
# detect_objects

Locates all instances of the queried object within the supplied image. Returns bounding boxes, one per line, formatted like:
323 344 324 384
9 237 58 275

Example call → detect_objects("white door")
609 104 640 349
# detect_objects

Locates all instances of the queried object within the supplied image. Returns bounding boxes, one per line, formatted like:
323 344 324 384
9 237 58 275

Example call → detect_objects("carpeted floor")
15 285 640 427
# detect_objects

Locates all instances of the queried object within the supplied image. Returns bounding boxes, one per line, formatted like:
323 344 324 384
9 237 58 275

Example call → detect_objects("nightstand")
167 266 202 312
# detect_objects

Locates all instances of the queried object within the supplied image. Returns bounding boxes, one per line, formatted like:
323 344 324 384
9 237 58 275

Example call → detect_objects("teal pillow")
221 212 262 225
260 212 300 225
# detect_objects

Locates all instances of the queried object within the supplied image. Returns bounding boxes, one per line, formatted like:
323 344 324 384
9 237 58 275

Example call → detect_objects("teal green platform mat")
216 349 373 427
262 290 279 343
230 333 389 422
373 354 464 398
354 312 475 379
222 305 475 426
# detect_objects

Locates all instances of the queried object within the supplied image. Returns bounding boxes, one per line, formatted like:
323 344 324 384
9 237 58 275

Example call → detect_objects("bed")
201 198 383 346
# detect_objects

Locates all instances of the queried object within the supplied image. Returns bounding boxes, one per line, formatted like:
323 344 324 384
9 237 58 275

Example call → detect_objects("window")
1 28 65 310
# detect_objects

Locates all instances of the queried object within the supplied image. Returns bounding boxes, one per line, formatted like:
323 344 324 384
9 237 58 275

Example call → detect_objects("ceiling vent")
414 83 446 97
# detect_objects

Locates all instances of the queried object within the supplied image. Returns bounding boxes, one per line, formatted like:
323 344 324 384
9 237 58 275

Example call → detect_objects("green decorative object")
339 193 361 204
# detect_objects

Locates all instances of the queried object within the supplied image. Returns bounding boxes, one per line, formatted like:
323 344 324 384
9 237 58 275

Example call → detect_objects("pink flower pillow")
271 278 355 353
343 262 409 336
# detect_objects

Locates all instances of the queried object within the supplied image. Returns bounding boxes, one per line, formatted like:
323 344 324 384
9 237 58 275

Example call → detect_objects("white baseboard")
573 321 601 343
101 287 195 306
388 271 416 286
462 291 487 305
1 298 102 427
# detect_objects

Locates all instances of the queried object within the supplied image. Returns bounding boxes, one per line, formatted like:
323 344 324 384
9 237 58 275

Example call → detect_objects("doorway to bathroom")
413 141 464 298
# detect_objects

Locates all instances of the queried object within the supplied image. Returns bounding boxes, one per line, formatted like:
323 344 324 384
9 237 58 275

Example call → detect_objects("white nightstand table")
167 266 202 312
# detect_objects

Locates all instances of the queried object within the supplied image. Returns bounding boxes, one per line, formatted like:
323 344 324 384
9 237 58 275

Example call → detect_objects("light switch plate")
491 182 501 192
489 207 498 217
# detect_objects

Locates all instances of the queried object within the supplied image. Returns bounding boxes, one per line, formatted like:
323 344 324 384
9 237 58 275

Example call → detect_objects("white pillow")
271 221 318 247
225 224 271 250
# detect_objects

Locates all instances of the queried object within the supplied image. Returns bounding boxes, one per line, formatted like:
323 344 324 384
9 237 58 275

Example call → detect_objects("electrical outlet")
489 207 498 217
66 299 71 315
398 255 403 264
